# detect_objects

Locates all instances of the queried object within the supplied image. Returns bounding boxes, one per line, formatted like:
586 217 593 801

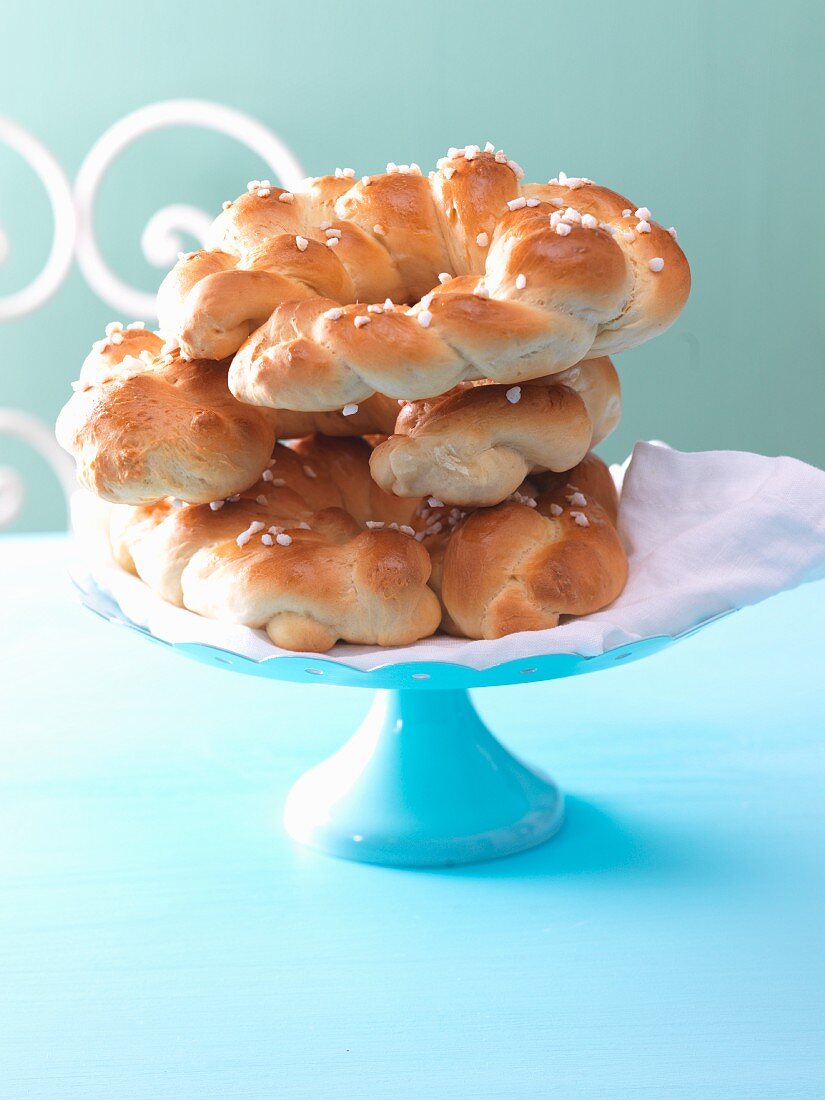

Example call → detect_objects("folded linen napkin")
74 443 825 671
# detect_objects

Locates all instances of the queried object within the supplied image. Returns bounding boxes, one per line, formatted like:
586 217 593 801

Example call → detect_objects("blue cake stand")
73 571 730 868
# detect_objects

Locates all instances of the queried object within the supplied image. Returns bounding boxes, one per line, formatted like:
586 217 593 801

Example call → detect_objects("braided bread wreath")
57 144 690 651
103 437 625 651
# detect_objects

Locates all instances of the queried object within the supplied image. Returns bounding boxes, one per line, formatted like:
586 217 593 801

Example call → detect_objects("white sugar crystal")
506 386 521 404
567 492 587 506
324 307 343 320
438 272 451 283
636 219 651 233
476 232 489 247
515 273 527 289
354 315 371 328
418 310 433 328
295 236 309 251
649 257 665 272
236 520 266 547
570 511 589 526
507 196 527 211
549 503 563 516
555 223 572 236
342 403 359 416
635 206 652 220
275 533 292 546
581 213 598 229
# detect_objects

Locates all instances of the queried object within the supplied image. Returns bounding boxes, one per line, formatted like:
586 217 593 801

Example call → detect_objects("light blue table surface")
1 535 824 1099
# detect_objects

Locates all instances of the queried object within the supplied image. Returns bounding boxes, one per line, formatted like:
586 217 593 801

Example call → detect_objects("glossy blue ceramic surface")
284 689 564 866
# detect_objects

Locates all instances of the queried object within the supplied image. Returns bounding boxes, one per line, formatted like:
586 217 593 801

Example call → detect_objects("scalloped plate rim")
71 571 738 687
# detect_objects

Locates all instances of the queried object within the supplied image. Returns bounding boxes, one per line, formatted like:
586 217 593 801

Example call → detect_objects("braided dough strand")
426 452 626 639
158 149 688 410
107 435 440 651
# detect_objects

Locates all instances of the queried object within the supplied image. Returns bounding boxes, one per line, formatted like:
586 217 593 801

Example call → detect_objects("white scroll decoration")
0 409 76 527
74 99 306 319
0 117 76 321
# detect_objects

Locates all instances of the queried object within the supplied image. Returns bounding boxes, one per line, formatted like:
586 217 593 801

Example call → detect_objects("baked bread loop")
158 150 686 396
427 453 627 639
56 333 275 506
108 435 439 652
369 383 592 507
161 147 689 405
369 355 621 506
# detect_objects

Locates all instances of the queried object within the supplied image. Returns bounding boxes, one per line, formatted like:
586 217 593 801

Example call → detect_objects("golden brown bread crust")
427 453 627 639
369 356 620 506
108 436 440 652
157 148 688 410
369 383 592 507
105 445 625 648
531 450 621 526
533 356 620 447
56 333 276 506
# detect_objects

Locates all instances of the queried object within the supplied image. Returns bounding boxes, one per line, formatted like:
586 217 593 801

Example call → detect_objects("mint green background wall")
2 0 823 531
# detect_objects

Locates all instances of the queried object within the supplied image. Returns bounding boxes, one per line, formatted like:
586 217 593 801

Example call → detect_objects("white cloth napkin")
74 443 825 671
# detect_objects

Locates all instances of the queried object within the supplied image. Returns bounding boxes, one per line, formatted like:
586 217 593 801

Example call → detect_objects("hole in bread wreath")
155 146 687 413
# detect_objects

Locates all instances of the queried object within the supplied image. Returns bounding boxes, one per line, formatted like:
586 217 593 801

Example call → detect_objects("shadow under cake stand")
73 571 729 869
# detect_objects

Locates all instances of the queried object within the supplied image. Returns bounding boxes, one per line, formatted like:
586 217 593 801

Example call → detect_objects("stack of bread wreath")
57 145 690 651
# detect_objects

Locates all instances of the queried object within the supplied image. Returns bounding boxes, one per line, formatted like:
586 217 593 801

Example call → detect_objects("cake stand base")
283 688 563 867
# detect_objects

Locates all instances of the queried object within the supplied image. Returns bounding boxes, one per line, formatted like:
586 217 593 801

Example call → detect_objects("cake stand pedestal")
283 687 563 866
74 570 730 868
